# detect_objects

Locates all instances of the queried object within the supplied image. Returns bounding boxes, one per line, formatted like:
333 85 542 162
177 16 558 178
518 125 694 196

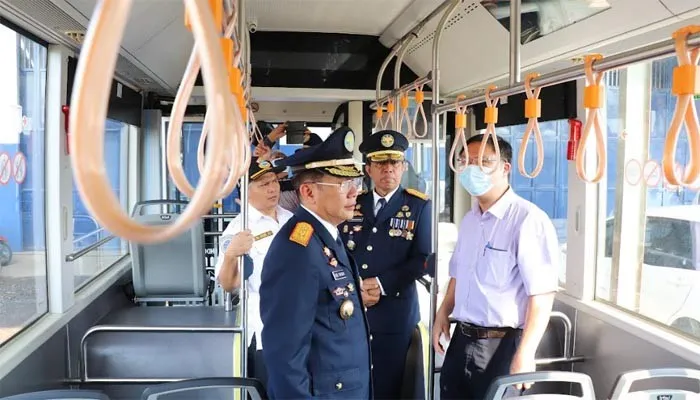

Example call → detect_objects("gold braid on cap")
323 165 362 177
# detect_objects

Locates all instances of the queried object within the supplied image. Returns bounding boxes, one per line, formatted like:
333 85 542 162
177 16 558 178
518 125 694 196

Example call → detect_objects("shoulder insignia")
405 188 429 200
290 222 314 247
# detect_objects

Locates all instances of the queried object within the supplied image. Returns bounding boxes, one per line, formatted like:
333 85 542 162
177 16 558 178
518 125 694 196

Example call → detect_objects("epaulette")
358 189 368 196
289 222 313 247
405 188 429 201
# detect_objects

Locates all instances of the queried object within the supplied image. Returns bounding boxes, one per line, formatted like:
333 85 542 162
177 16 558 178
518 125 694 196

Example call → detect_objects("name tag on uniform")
254 230 274 241
332 270 347 281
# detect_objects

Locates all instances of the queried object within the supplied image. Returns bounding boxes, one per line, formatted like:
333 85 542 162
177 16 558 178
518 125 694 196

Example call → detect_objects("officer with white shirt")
214 157 294 390
339 129 433 399
260 126 372 399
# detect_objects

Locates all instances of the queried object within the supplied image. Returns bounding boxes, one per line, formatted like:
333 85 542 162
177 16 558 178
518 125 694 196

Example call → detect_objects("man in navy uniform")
260 126 373 399
339 129 433 399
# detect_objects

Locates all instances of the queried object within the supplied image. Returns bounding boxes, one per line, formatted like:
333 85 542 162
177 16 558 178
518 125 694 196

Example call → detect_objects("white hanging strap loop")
448 95 469 173
412 85 428 138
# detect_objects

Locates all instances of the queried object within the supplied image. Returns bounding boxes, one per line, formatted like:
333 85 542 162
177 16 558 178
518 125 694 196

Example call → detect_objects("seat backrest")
484 371 596 400
608 368 700 400
129 200 207 304
0 389 110 400
141 377 267 400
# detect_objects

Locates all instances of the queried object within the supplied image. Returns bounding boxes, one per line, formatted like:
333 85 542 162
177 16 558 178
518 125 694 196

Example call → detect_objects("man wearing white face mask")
433 134 560 399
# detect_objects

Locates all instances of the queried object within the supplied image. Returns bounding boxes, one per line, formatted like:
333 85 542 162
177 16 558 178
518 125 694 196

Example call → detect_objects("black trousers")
247 335 268 396
440 324 523 400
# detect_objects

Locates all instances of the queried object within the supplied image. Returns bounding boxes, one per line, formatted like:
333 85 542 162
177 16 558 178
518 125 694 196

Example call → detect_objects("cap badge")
344 131 355 152
381 134 394 148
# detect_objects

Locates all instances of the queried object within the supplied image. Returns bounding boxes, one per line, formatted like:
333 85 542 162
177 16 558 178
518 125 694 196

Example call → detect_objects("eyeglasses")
456 156 500 166
309 177 364 193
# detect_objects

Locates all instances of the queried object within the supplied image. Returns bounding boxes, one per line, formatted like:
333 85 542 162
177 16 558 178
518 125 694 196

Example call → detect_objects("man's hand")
509 350 536 390
361 277 381 307
254 143 272 160
432 311 451 355
225 230 254 258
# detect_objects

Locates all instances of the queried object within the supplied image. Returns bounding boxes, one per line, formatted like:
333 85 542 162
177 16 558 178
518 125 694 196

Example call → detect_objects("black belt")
457 322 521 339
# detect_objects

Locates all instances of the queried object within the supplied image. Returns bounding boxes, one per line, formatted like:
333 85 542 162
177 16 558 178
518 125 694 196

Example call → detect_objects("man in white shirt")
214 157 293 390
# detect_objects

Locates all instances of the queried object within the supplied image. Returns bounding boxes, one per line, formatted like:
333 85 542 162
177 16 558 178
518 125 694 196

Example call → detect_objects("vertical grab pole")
428 2 461 399
236 0 249 387
509 0 522 85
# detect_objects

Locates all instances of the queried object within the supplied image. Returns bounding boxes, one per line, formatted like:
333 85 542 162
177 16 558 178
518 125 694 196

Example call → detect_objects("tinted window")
644 217 692 270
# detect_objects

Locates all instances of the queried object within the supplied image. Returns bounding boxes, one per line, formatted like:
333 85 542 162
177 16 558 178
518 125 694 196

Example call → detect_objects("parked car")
562 206 700 337
0 236 12 267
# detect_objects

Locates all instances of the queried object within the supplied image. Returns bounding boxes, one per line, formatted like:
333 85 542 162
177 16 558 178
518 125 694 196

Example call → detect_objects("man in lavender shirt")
433 134 560 399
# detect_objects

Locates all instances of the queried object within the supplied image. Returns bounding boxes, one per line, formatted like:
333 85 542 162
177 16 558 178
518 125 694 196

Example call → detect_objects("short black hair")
464 134 513 164
292 169 326 195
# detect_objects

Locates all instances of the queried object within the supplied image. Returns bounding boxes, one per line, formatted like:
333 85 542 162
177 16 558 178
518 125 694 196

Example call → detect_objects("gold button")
362 264 368 269
367 245 373 251
336 383 343 390
370 334 373 341
371 364 374 370
372 227 377 233
395 292 400 297
364 307 368 312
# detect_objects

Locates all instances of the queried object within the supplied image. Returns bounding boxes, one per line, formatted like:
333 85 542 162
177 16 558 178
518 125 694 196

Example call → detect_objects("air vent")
64 30 85 44
135 77 153 85
407 0 480 56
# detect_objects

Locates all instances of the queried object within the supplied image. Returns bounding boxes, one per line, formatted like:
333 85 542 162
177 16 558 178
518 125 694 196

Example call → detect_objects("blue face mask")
458 165 493 197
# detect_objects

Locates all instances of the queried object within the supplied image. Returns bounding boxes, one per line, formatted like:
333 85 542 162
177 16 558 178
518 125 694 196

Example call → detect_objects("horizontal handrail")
201 213 239 219
435 31 700 114
370 72 432 110
72 227 106 245
66 234 117 262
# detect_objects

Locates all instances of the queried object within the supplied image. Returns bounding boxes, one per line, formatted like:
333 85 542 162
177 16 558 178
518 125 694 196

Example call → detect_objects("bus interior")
0 0 700 399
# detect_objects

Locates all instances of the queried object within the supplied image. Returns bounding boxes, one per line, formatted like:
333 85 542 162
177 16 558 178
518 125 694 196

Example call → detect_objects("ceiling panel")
659 0 700 16
62 0 184 51
246 0 414 35
400 0 678 97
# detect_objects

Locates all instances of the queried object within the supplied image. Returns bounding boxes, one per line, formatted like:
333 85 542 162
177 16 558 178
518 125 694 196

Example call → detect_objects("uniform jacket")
339 186 433 334
260 207 373 399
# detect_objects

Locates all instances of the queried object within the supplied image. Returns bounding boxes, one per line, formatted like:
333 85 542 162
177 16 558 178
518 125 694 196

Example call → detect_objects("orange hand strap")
663 26 700 188
412 85 428 138
448 95 469 173
575 54 607 184
70 0 239 244
478 85 501 174
398 92 412 136
519 73 544 178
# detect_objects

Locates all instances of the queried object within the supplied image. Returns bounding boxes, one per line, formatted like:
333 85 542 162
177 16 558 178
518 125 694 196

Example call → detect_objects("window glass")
596 55 700 340
491 120 569 285
0 26 48 346
72 119 130 290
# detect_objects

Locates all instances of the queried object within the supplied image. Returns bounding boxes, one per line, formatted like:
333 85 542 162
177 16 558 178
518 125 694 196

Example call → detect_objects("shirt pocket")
475 248 514 289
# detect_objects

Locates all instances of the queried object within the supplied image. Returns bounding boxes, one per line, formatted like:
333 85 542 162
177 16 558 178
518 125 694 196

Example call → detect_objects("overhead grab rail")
575 54 607 183
663 26 700 188
69 0 238 244
448 95 468 173
518 72 545 178
433 32 700 116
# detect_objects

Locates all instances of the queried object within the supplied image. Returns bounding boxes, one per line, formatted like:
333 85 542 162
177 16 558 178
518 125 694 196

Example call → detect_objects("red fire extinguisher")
567 119 582 161
62 105 70 155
